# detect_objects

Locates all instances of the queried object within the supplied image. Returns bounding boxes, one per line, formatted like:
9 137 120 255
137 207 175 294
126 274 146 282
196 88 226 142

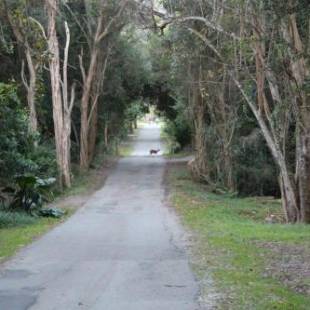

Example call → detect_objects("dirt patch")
260 241 310 296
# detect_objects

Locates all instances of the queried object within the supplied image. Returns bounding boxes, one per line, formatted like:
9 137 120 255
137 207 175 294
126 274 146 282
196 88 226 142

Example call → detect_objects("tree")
46 0 75 188
2 0 45 136
149 0 310 222
79 0 129 170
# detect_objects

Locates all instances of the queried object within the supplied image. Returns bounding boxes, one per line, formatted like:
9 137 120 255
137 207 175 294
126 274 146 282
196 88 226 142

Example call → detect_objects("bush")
233 129 280 196
163 118 192 153
0 82 30 180
2 175 56 214
0 211 35 229
0 82 57 185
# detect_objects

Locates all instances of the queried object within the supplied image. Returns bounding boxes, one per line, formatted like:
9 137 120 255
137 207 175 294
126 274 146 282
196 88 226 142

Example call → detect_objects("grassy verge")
167 163 310 310
0 214 66 262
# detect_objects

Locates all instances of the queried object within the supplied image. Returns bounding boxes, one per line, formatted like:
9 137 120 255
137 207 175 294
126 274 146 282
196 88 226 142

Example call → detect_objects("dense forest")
0 0 310 224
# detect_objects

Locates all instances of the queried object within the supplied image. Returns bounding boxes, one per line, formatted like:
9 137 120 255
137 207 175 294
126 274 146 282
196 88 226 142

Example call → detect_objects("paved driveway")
0 124 199 310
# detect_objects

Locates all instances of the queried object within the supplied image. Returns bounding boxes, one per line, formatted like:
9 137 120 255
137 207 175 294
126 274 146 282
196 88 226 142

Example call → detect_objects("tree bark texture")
47 0 73 188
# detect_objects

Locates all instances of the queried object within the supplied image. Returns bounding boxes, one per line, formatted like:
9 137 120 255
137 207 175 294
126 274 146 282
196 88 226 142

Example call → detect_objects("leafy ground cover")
167 162 310 310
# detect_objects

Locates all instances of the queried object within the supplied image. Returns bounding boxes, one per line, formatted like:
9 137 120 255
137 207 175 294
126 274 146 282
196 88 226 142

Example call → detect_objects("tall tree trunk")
47 0 72 188
47 0 64 187
22 49 38 136
80 48 99 170
62 22 75 188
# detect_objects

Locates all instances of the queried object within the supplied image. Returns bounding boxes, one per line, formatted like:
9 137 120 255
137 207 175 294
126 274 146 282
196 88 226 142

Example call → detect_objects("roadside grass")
0 214 65 262
167 164 310 310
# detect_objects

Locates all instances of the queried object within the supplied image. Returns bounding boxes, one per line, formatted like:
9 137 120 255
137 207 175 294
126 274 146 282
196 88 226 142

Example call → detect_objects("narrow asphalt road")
0 124 200 310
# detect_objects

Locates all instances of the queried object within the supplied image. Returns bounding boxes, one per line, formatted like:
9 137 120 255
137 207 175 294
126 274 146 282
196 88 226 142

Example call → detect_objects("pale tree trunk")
47 0 65 187
47 0 73 188
21 49 38 136
62 22 75 188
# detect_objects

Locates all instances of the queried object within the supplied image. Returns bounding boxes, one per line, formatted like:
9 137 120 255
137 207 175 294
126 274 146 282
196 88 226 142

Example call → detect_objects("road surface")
0 123 200 310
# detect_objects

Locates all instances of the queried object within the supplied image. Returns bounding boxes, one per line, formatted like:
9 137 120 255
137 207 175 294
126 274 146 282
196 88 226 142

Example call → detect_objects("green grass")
0 214 61 261
168 165 310 310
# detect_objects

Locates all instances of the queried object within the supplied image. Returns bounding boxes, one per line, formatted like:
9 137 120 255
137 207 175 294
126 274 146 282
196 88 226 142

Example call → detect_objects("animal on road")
149 149 160 155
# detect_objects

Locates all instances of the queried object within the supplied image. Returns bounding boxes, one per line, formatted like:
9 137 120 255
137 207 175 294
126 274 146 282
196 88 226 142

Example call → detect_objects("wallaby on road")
149 149 160 155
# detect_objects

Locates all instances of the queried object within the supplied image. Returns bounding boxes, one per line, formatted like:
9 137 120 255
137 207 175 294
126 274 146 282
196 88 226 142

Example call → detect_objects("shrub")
4 175 56 214
163 118 192 153
0 211 35 229
0 82 57 186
